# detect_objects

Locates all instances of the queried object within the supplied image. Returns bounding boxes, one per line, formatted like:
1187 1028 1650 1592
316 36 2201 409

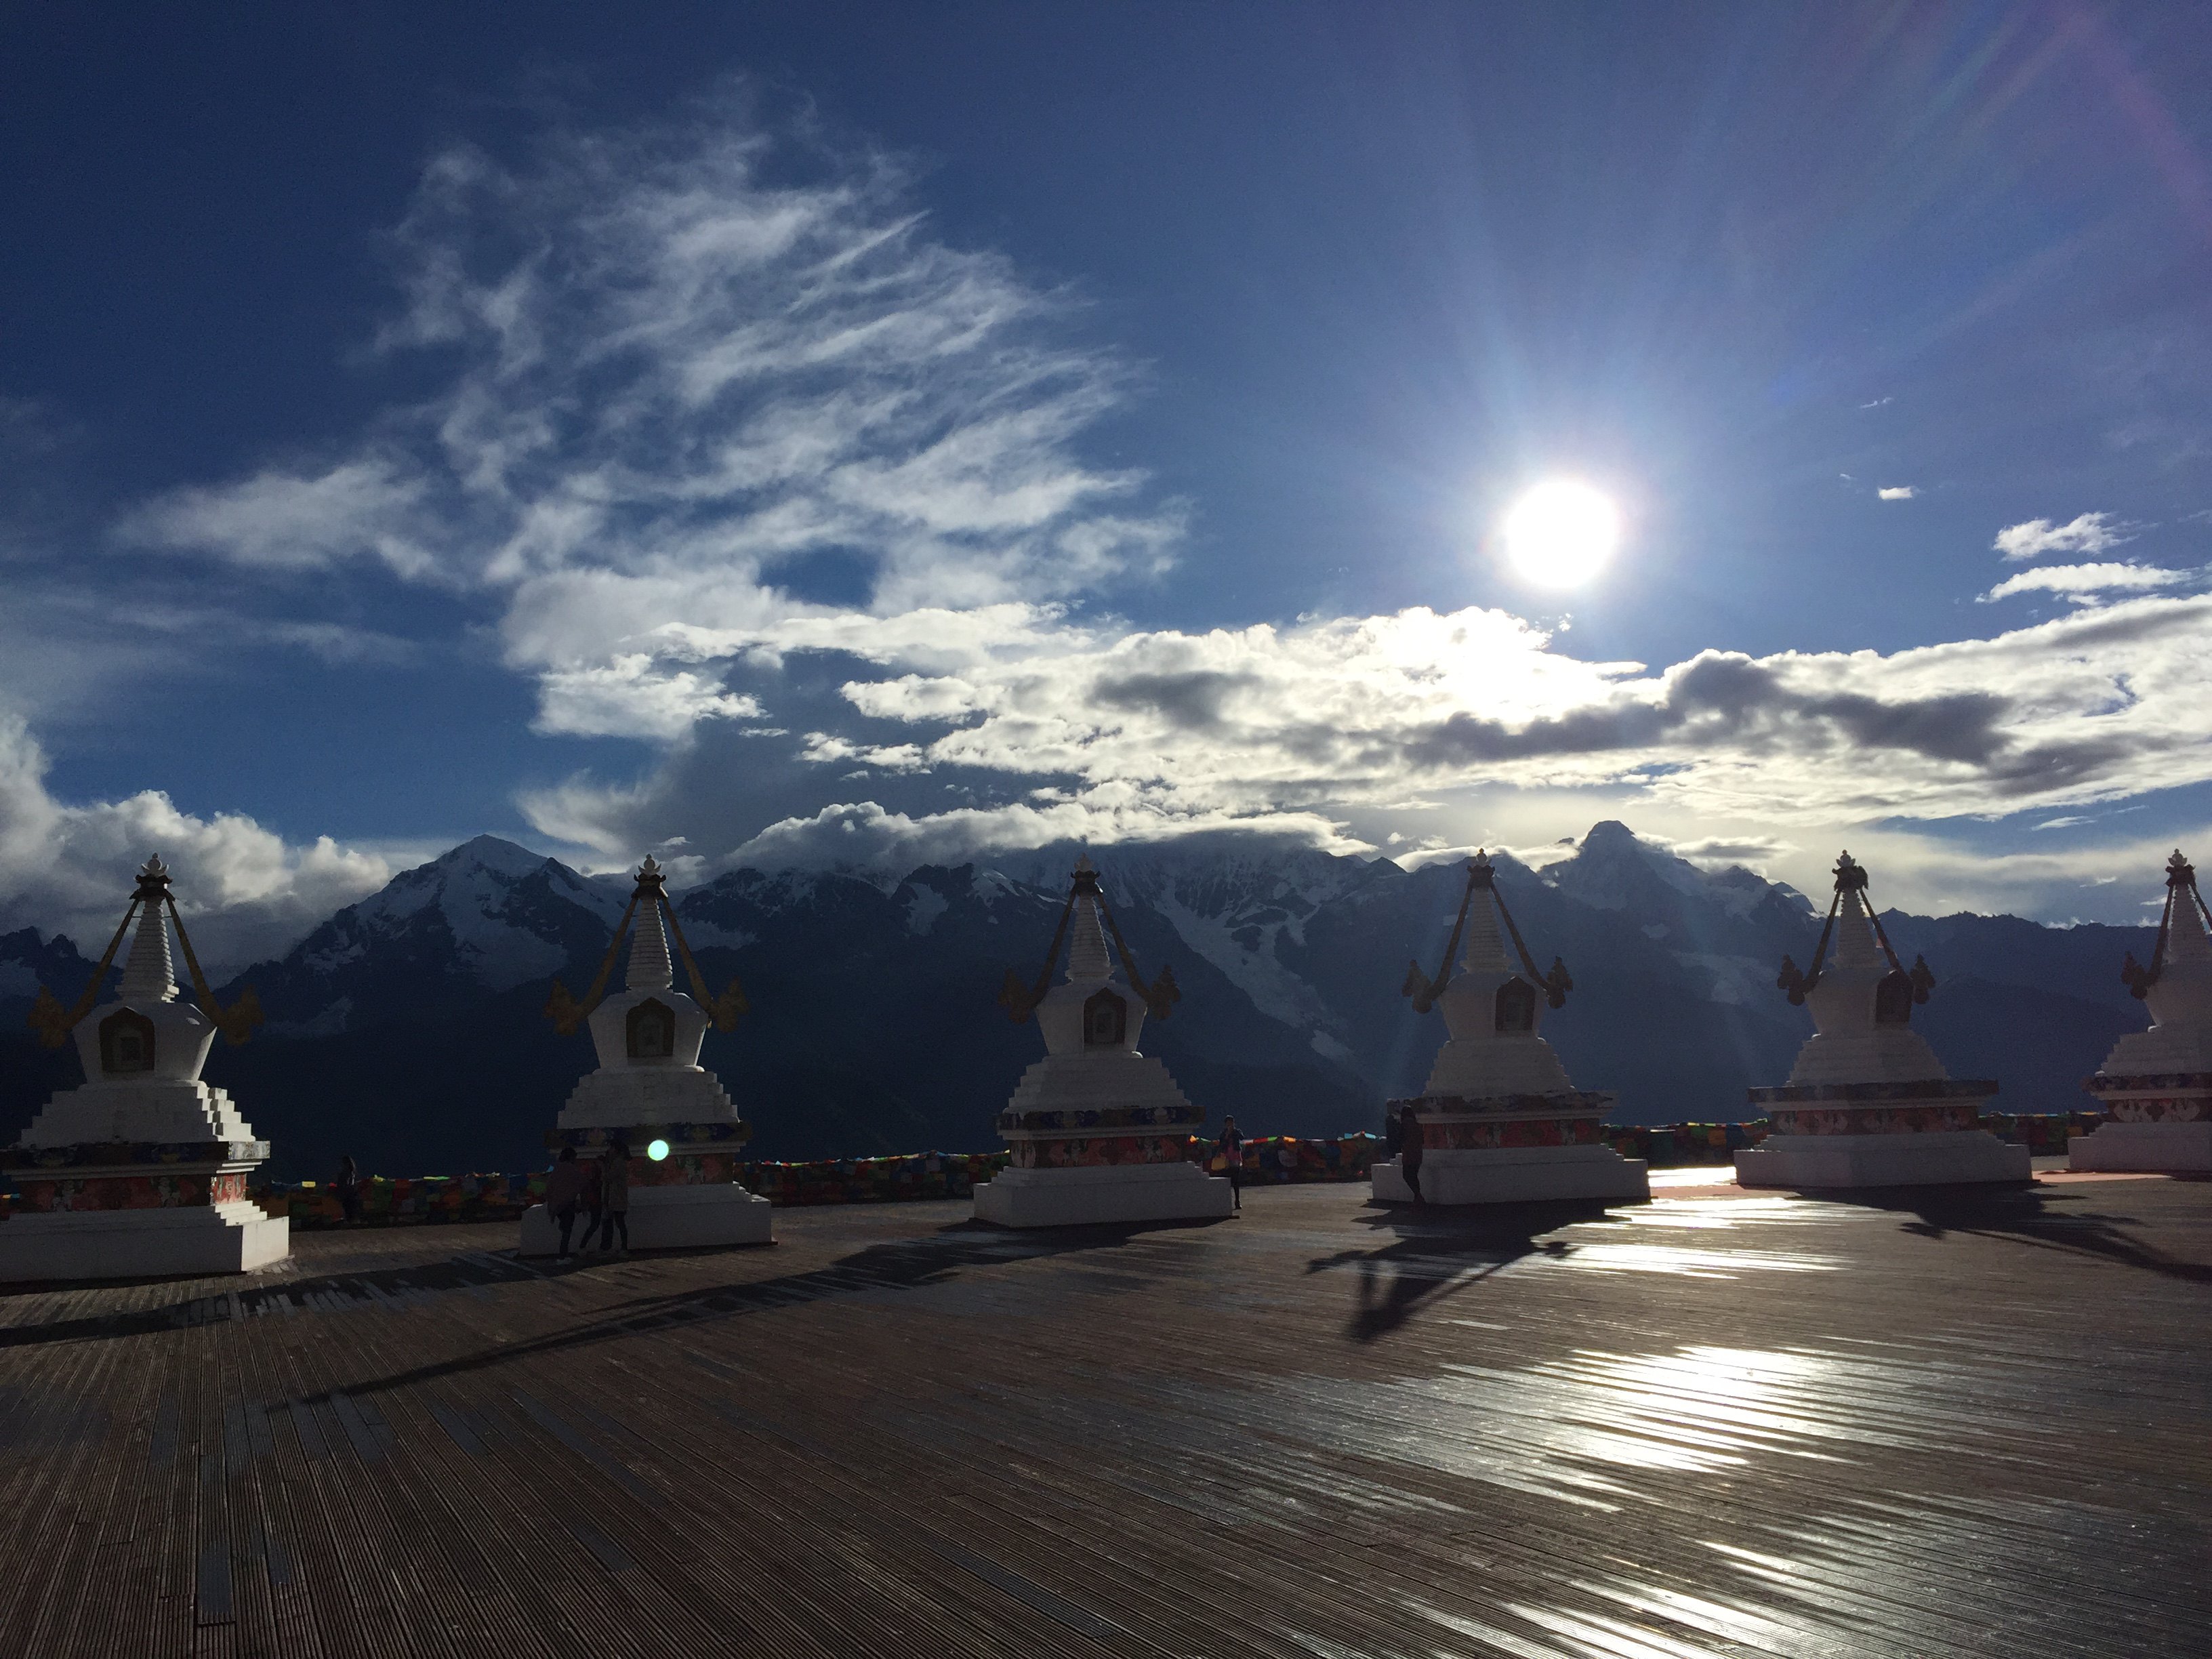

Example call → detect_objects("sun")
1500 479 1620 589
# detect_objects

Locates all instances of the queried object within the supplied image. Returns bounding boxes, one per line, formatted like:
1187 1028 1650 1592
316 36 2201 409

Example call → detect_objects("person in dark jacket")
575 1153 605 1254
598 1141 631 1256
1214 1115 1246 1212
1399 1107 1425 1204
545 1147 586 1261
337 1153 362 1226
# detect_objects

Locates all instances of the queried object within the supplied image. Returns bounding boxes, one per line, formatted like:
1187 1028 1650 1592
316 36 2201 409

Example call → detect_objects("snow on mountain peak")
438 835 560 880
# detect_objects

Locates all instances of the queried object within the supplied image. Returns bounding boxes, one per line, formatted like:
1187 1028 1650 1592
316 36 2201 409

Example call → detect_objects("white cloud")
0 714 390 971
1877 485 1916 500
804 597 2212 825
1980 562 2192 602
121 94 1181 742
508 588 2212 893
1993 511 2131 561
119 458 436 578
719 796 1366 873
533 656 762 740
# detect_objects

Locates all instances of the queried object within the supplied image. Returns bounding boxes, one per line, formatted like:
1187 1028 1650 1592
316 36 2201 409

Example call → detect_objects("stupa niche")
1737 851 2028 1188
3 857 287 1280
1372 853 1648 1206
520 855 771 1253
2072 850 2212 1172
971 855 1233 1227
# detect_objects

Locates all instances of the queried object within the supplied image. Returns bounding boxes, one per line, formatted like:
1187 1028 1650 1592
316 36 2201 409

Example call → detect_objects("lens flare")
1501 480 1620 588
648 1138 670 1162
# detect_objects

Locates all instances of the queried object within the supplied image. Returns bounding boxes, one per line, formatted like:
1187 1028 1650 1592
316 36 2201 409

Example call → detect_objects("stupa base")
1371 1144 1649 1206
519 1183 773 1256
2068 1120 2212 1172
972 1162 1233 1229
1736 1129 2030 1189
0 1202 289 1284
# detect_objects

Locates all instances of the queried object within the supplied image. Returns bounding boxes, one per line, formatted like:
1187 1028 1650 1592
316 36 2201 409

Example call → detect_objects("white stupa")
518 855 771 1253
1372 852 1647 1206
972 856 1233 1227
1737 851 2028 1188
3 857 288 1280
2072 850 2212 1172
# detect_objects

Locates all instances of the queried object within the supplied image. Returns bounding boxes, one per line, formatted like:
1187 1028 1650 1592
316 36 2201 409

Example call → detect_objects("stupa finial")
2126 848 2212 996
996 856 1180 1024
28 852 262 1048
544 851 746 1036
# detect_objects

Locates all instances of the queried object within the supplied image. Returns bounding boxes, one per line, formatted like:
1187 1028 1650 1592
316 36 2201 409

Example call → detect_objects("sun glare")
1501 479 1620 589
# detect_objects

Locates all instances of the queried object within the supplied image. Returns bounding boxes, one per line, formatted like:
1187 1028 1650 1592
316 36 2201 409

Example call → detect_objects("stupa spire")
2163 850 2210 964
118 857 180 1004
626 856 675 991
1065 855 1113 982
1830 853 1884 970
1458 856 1513 975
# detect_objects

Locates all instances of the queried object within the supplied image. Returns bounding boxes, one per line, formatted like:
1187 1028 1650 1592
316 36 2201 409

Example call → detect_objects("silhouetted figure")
337 1153 362 1227
576 1153 605 1253
546 1147 586 1261
1384 1107 1404 1159
1401 1108 1425 1204
1214 1115 1246 1212
598 1140 631 1256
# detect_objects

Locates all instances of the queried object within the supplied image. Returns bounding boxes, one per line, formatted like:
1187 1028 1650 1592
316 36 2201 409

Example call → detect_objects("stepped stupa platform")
2074 850 2212 1173
0 1169 2202 1655
1374 852 1648 1206
523 855 771 1254
972 855 1232 1227
2 857 285 1282
1740 851 2029 1190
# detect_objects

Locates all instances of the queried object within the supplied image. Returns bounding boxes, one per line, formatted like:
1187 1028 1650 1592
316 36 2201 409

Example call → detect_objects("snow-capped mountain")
234 835 628 1034
0 926 110 1007
1 823 2158 1181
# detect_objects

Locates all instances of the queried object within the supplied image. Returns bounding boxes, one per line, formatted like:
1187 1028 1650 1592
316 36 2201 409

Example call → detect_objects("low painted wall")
211 1113 2106 1229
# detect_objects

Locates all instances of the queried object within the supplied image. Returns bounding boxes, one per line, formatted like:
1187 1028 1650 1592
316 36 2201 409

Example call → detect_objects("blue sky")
5 1 2212 959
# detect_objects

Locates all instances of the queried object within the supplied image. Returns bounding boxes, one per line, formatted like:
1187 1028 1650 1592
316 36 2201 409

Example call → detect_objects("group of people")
331 1145 634 1256
543 1143 633 1261
1208 1109 1432 1214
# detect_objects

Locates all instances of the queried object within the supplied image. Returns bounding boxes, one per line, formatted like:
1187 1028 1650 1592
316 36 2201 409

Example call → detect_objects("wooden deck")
1 1167 2206 1658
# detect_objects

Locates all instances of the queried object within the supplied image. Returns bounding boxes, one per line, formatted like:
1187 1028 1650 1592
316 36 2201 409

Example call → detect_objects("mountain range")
0 822 2155 1181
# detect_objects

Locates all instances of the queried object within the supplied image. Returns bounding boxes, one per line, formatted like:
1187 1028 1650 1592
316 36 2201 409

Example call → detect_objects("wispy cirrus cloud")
1992 510 2132 560
119 87 1183 738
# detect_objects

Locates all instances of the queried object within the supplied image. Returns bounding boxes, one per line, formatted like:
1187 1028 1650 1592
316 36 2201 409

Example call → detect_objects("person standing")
546 1147 586 1261
337 1153 362 1227
575 1152 605 1254
1214 1115 1246 1213
598 1141 632 1257
1400 1107 1425 1205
